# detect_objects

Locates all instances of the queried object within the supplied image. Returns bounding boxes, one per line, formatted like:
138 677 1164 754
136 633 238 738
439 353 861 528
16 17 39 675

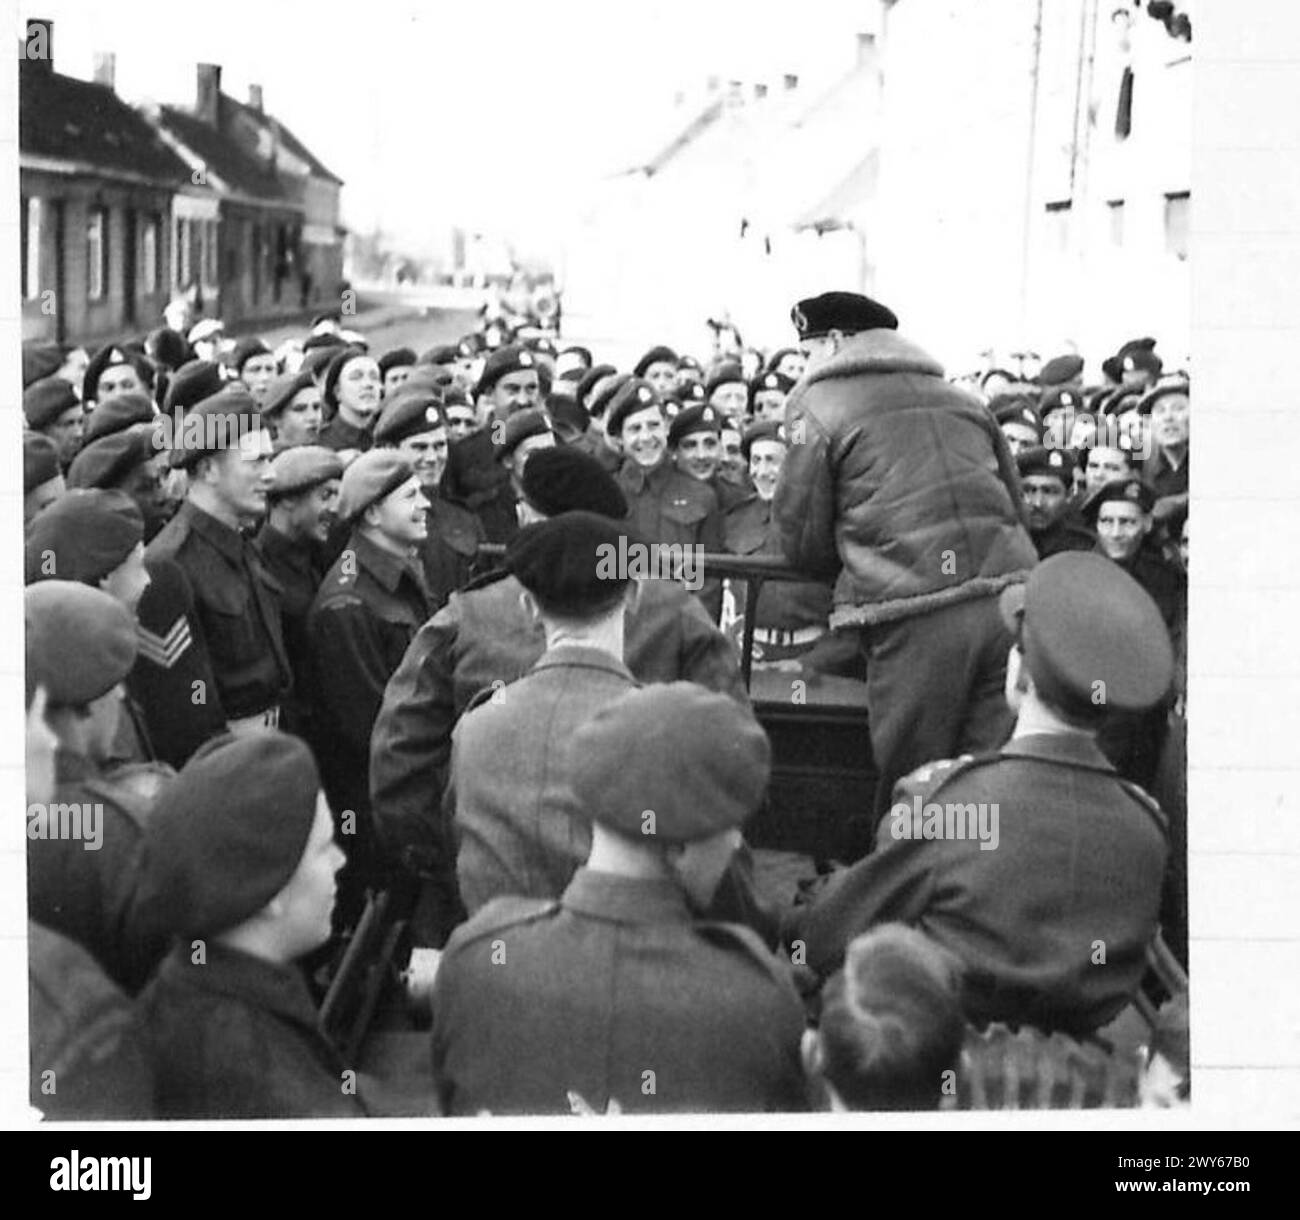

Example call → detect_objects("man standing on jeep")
773 291 1037 841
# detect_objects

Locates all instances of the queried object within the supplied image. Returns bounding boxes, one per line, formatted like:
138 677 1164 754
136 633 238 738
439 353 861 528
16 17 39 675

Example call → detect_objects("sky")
28 0 877 256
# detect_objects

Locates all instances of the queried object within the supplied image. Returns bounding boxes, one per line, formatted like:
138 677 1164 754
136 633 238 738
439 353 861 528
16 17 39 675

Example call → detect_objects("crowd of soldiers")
20 287 1189 1118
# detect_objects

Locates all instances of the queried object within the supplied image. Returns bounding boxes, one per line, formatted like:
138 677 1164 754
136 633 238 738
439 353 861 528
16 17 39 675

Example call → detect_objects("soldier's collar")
1000 731 1116 772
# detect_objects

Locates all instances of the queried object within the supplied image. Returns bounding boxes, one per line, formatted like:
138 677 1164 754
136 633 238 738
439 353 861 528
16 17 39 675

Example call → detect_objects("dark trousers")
862 594 1015 835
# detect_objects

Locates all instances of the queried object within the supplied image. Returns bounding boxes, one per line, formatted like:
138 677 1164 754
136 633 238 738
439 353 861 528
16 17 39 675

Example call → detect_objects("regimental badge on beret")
519 351 533 366
791 305 808 333
1123 355 1136 371
1126 482 1141 501
703 407 716 423
638 387 653 404
426 406 442 425
764 374 779 389
110 349 125 365
1048 451 1066 469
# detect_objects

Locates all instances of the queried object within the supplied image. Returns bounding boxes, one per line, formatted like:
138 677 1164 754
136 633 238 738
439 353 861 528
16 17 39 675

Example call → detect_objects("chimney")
248 83 263 113
783 73 799 91
856 31 878 67
23 17 53 71
93 51 116 91
754 82 768 100
196 63 223 128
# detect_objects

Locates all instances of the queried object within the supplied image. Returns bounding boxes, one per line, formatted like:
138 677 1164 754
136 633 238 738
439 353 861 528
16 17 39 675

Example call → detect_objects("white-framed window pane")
1164 192 1190 261
87 209 105 300
142 218 158 294
206 220 219 283
24 197 42 300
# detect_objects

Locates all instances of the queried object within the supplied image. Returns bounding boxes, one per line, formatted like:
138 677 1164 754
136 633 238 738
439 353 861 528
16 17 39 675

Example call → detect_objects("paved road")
252 293 482 358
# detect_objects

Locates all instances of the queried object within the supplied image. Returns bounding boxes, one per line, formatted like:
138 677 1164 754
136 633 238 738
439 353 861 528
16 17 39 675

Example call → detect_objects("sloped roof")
225 94 343 184
155 103 294 204
19 60 191 187
794 150 878 232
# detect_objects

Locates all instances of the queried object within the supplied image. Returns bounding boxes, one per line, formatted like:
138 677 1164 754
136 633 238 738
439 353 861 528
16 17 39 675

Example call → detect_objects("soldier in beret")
378 347 417 398
309 451 433 926
477 345 542 419
634 344 680 398
1119 344 1162 392
229 338 277 406
704 361 748 419
1037 353 1085 391
317 347 381 455
433 682 807 1115
677 353 704 388
766 346 806 382
163 358 226 417
145 391 291 743
130 732 374 1118
750 371 794 424
609 378 725 615
775 290 1036 831
668 403 748 513
24 377 85 470
261 370 324 451
989 394 1043 458
497 406 557 490
786 553 1173 1037
23 433 65 530
82 389 156 446
374 391 486 610
256 447 343 743
23 339 66 389
442 389 480 443
570 368 627 475
371 445 747 947
1139 376 1190 541
84 343 154 409
25 582 174 993
1016 446 1094 559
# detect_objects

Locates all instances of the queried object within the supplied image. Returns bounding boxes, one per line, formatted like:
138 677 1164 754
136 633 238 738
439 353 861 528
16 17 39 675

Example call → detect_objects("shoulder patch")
136 617 193 670
897 754 980 793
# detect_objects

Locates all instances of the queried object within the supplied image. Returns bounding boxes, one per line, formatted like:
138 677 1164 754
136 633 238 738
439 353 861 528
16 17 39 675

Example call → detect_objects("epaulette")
444 895 558 953
694 920 797 992
893 753 991 801
1118 777 1170 836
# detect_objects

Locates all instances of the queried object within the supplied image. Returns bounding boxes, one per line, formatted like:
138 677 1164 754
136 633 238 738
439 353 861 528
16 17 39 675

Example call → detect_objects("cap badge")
109 349 125 364
518 351 533 366
638 387 652 403
791 305 808 333
1123 356 1136 371
425 407 442 425
703 408 715 422
1125 483 1140 500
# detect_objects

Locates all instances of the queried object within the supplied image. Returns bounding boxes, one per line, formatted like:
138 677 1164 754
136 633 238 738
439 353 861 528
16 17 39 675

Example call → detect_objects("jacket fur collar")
805 328 945 384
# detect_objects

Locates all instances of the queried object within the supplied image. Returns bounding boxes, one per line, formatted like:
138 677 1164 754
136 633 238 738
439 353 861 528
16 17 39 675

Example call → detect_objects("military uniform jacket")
145 501 291 722
137 942 367 1119
431 869 808 1115
130 554 226 767
28 751 174 994
449 646 637 914
256 522 328 739
370 572 747 868
788 733 1169 1036
420 494 486 611
443 429 518 544
724 494 832 631
618 456 724 554
309 531 432 818
316 414 373 455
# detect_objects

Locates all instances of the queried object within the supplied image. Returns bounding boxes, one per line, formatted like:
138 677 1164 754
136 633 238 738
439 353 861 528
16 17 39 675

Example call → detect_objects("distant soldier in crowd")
774 291 1036 834
371 445 746 945
787 553 1173 1037
378 347 417 398
1016 447 1095 559
229 337 277 406
24 377 85 470
668 403 748 512
317 347 381 455
130 733 371 1119
634 344 680 398
23 432 65 529
749 370 793 424
84 344 155 410
145 392 292 739
262 370 324 451
990 394 1043 457
373 389 485 610
309 451 432 922
433 683 807 1115
1141 376 1190 541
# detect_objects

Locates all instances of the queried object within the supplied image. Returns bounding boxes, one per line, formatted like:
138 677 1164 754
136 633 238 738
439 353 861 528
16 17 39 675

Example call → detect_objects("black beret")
1097 387 1142 418
1100 355 1123 383
476 345 540 397
442 386 472 409
83 390 155 443
24 432 62 494
336 449 415 521
520 446 629 520
1038 354 1084 386
704 362 746 398
23 341 64 388
764 347 798 374
548 393 591 436
791 291 898 339
992 398 1043 436
1136 376 1189 416
568 683 771 843
146 326 191 370
163 359 226 414
741 419 787 460
678 381 706 405
300 345 342 379
1039 387 1086 417
322 346 371 411
1120 348 1162 377
302 331 345 353
25 489 144 586
373 390 447 446
667 403 724 448
261 370 316 419
166 389 265 470
230 337 272 373
634 345 679 377
401 365 454 395
379 346 418 376
678 354 702 372
419 344 460 367
1015 445 1073 485
23 377 81 431
131 732 322 940
1080 476 1157 524
575 364 617 412
748 370 794 404
605 378 662 438
456 333 486 356
1118 337 1158 358
26 581 138 706
84 344 153 403
524 334 557 357
67 423 158 490
505 511 632 618
998 552 1172 714
498 407 554 460
558 345 593 369
265 445 344 498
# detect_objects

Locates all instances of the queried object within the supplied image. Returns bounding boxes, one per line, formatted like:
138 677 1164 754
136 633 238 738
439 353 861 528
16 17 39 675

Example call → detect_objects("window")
23 196 41 300
87 207 107 300
141 215 159 294
1164 191 1190 261
205 220 219 284
1107 199 1125 247
175 216 191 289
1045 200 1072 253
